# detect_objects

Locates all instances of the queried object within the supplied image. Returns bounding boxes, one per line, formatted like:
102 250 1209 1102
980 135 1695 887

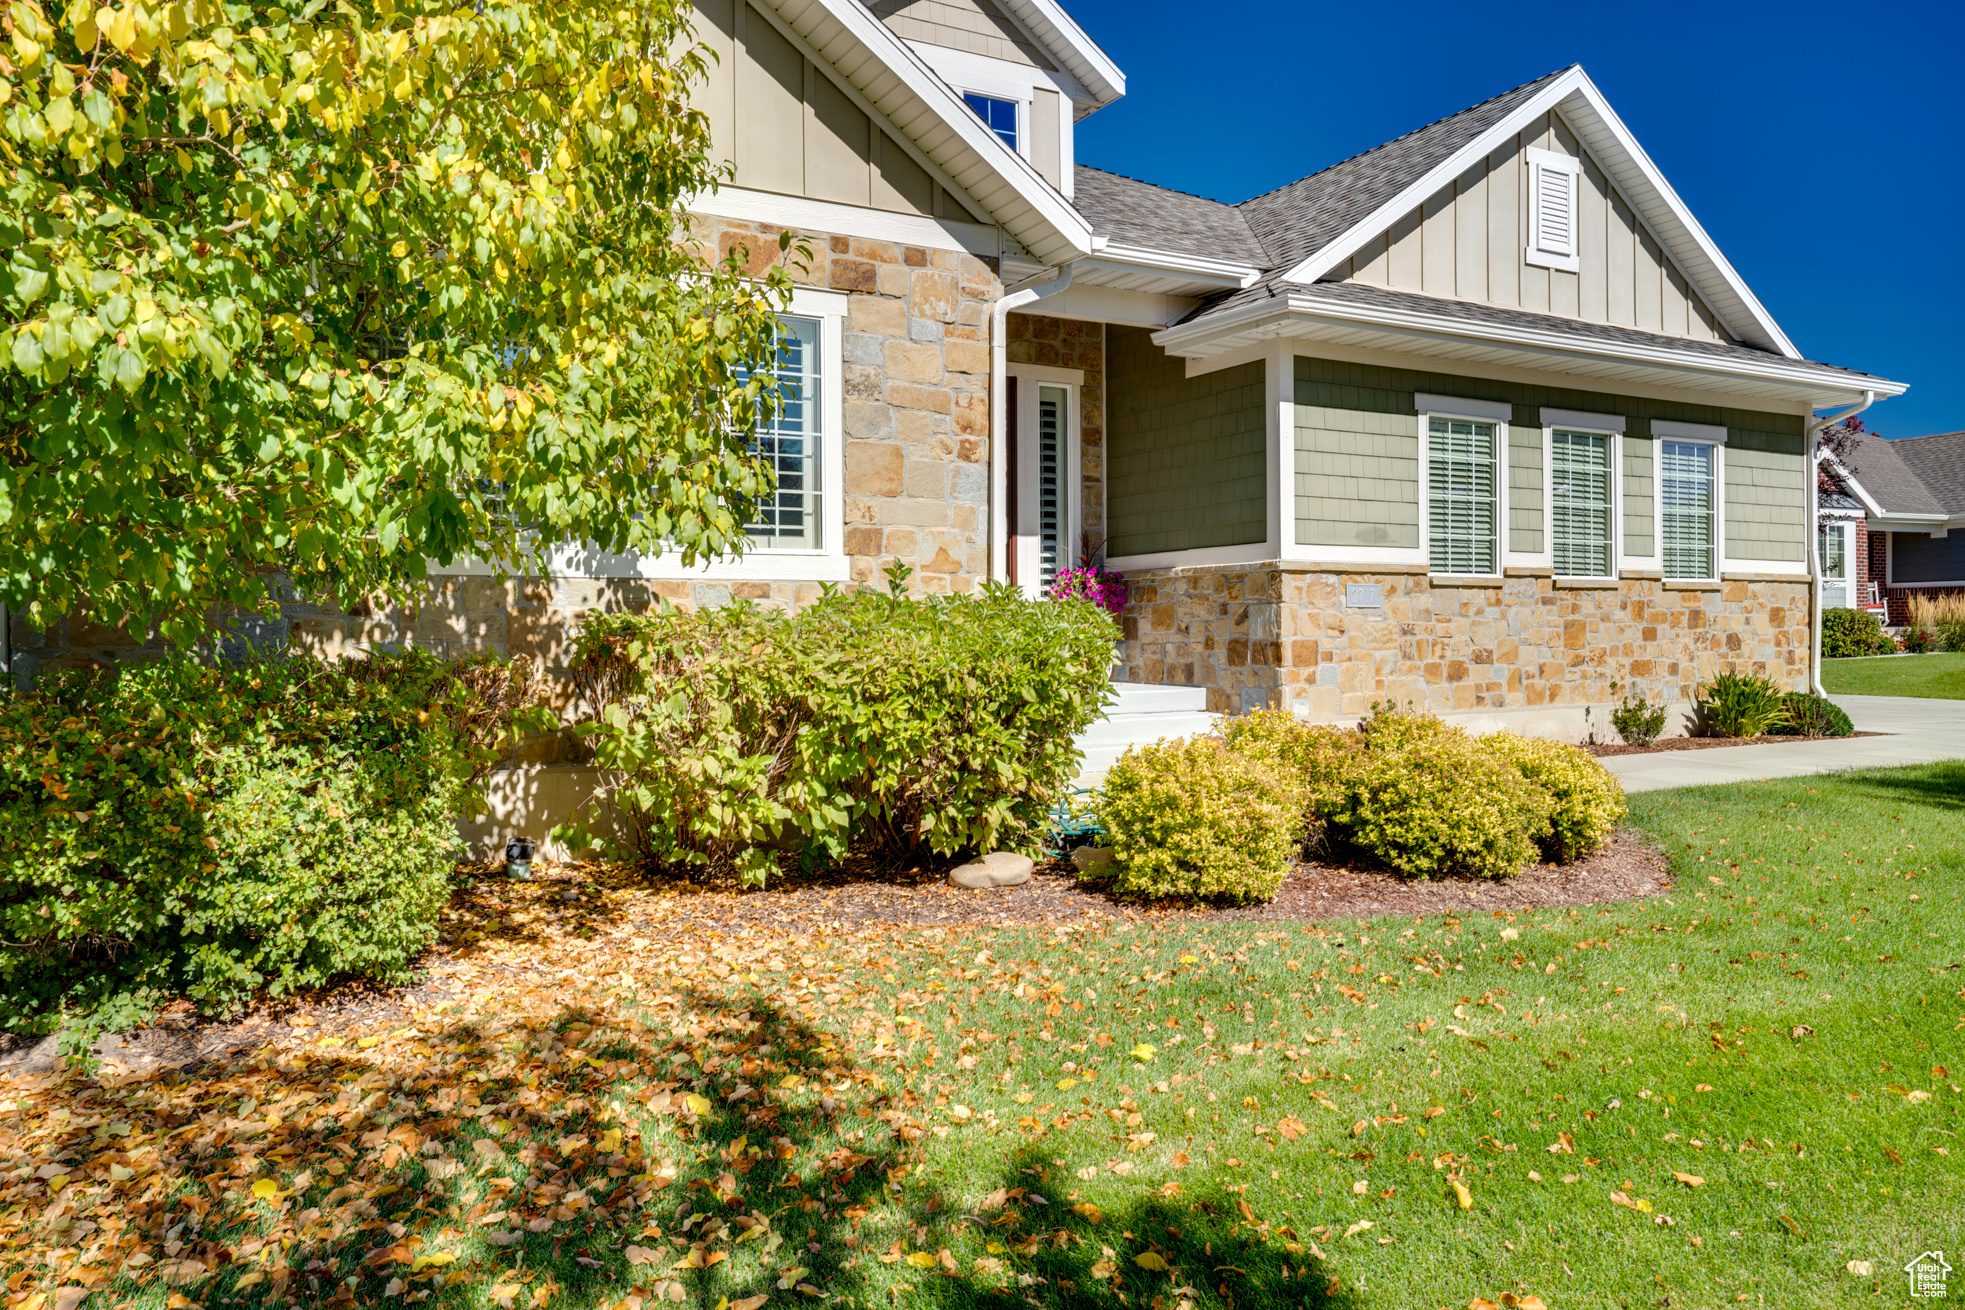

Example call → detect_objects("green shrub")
1220 708 1358 823
1098 736 1300 902
1775 692 1854 738
1902 626 1935 654
1611 694 1667 746
1696 671 1790 738
1336 728 1552 879
1480 732 1626 862
1357 701 1453 751
568 576 1118 882
0 652 536 1038
1821 608 1895 658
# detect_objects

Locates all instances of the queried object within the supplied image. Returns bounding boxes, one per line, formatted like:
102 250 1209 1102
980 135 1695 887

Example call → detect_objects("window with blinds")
1428 416 1498 575
746 315 822 550
1660 440 1715 579
1036 386 1065 589
1550 429 1612 577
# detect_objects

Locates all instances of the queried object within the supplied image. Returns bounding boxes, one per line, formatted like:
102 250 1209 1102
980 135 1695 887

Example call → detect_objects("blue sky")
1066 0 1963 437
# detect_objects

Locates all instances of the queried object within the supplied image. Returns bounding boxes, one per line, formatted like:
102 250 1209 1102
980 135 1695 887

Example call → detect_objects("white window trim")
1884 530 1965 591
1419 399 1509 579
1545 423 1621 582
1654 430 1725 582
1007 362 1082 598
1525 146 1582 275
442 285 851 583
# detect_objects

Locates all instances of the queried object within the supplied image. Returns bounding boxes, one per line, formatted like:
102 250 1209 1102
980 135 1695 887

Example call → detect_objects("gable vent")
1526 146 1582 273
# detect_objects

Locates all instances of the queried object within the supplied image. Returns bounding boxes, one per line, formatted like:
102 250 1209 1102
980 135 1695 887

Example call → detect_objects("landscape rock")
948 850 1034 889
1070 846 1115 876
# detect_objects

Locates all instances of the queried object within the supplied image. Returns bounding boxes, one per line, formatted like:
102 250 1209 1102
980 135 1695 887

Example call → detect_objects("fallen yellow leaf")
685 1094 713 1116
1673 1171 1705 1187
1135 1252 1169 1271
905 1251 936 1269
1449 1179 1473 1210
250 1178 279 1202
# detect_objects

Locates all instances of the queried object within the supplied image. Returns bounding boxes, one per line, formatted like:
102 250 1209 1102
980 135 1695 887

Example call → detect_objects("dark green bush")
1821 608 1896 658
1696 671 1789 738
566 576 1119 882
0 652 538 1038
1610 694 1667 746
1775 692 1855 738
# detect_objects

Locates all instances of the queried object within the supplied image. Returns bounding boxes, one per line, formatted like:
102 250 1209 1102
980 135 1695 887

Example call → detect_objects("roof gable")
1260 66 1800 358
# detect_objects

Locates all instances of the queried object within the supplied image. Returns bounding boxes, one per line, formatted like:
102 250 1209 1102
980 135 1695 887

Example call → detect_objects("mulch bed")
1587 732 1880 757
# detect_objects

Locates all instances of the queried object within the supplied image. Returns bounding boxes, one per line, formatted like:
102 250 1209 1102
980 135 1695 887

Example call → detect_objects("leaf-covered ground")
4 763 1962 1310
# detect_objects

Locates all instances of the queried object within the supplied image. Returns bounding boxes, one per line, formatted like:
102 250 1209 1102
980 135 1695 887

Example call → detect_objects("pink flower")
1047 565 1129 617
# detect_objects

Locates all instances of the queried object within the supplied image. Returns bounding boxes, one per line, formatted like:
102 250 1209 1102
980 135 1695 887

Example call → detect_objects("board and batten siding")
1291 356 1806 565
866 0 1056 69
1335 111 1731 345
1107 327 1267 557
691 0 987 222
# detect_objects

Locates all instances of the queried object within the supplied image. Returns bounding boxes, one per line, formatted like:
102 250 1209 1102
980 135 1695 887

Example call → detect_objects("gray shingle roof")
1838 428 1949 516
1071 167 1272 266
1178 280 1885 386
1235 68 1573 272
1887 432 1965 513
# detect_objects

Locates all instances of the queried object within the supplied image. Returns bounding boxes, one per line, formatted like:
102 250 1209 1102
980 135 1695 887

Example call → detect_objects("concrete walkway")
1600 694 1965 793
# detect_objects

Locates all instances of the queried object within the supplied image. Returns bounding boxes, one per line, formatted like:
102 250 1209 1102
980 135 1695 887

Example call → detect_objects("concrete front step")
1074 709 1220 747
1106 681 1209 714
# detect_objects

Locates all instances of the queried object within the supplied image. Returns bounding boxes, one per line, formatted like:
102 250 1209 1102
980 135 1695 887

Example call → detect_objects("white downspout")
989 263 1076 583
1805 390 1876 696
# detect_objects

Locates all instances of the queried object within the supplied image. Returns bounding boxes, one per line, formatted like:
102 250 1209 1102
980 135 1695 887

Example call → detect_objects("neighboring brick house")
1822 428 1965 624
10 0 1910 751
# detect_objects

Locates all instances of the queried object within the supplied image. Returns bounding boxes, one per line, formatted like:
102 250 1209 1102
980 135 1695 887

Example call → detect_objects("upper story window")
1525 146 1581 273
964 92 1019 152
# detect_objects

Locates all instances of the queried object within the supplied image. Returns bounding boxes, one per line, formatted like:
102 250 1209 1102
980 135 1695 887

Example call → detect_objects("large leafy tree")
1 0 793 643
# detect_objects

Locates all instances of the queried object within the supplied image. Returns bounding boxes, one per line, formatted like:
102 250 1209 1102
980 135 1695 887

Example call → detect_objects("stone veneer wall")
1119 562 1811 734
8 214 1007 685
1005 313 1106 551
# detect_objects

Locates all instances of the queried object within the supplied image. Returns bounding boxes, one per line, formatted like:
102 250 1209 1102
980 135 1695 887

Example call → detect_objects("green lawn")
1821 651 1965 699
8 765 1962 1310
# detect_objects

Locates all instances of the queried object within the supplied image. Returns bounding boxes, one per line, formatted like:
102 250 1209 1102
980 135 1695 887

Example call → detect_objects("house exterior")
1821 429 1965 624
11 0 1909 744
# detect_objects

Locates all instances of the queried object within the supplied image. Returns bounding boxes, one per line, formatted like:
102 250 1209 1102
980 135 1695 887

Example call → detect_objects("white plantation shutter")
1037 386 1064 588
746 315 823 549
1428 417 1498 575
1535 163 1575 257
1660 440 1714 579
1550 430 1611 577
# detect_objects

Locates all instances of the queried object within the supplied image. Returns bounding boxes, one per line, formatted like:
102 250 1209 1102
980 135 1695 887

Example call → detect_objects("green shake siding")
1107 326 1266 557
1291 357 1805 565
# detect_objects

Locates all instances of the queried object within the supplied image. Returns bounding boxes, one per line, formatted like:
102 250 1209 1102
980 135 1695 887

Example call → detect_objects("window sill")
1554 576 1622 589
1662 578 1722 591
1429 575 1506 588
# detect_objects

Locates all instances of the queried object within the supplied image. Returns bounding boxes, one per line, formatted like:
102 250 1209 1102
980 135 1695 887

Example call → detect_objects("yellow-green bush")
1099 736 1300 903
1480 731 1627 862
1338 729 1553 879
1220 709 1359 821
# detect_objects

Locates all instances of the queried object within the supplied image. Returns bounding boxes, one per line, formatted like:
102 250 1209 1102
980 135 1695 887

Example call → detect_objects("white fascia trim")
1652 419 1728 444
1086 245 1263 289
1268 67 1798 357
695 187 1001 256
1417 393 1512 423
1150 292 1907 401
1106 543 1276 573
995 0 1125 109
761 0 1094 263
1541 407 1625 433
1007 361 1085 386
